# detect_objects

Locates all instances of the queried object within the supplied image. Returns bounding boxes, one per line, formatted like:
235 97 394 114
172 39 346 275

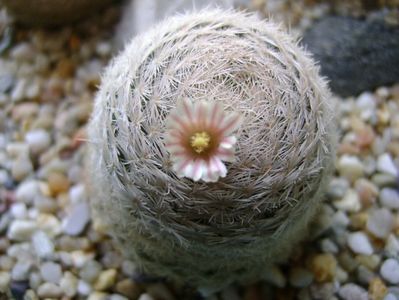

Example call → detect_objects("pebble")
310 254 337 283
372 173 397 187
385 234 399 257
356 265 375 285
289 267 314 287
31 230 54 258
37 213 62 237
88 292 108 300
0 271 11 292
115 278 141 298
77 280 92 296
347 232 373 255
48 172 70 196
29 272 42 290
37 282 63 298
384 294 397 300
25 129 51 155
327 177 349 199
380 259 399 284
11 156 33 181
7 220 37 241
15 180 41 204
380 188 399 209
369 277 388 300
337 155 365 181
69 183 86 204
71 250 95 268
80 260 102 283
366 208 394 239
10 202 28 219
62 201 90 236
138 294 155 300
40 262 62 284
338 283 368 300
333 189 361 212
94 269 117 291
320 238 339 254
377 154 398 177
60 271 78 297
262 265 286 287
11 261 32 281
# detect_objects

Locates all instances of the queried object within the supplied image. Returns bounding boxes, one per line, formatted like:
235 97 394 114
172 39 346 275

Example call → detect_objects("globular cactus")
87 9 336 290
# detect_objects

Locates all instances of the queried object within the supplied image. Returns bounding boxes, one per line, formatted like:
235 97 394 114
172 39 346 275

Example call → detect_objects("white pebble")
77 280 92 296
29 272 42 290
40 262 62 284
347 232 373 255
15 180 41 204
380 188 399 209
37 282 63 298
385 234 399 257
339 283 368 300
62 202 90 236
37 214 62 237
0 272 11 292
356 92 376 110
109 295 129 300
10 202 28 219
138 294 155 300
384 294 397 300
69 184 86 204
32 230 54 258
11 261 32 281
377 153 398 177
366 208 394 239
333 189 361 212
7 220 37 241
11 156 33 181
380 259 399 284
337 155 364 181
25 129 51 155
60 271 78 297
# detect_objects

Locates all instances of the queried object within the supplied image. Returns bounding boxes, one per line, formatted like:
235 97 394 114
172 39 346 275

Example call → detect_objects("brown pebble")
55 59 76 78
368 277 388 300
310 253 337 283
355 179 378 207
115 279 141 299
350 212 369 230
48 172 70 196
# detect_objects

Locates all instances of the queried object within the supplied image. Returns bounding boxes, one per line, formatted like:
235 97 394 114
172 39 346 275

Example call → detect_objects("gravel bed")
0 2 399 300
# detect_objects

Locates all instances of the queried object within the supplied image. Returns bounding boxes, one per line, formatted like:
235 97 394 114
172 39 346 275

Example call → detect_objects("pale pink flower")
164 100 241 182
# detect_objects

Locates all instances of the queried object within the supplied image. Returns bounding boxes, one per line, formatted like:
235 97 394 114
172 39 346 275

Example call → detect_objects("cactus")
87 9 336 290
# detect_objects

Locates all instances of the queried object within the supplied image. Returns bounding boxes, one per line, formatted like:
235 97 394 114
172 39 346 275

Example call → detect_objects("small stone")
0 271 11 292
380 188 399 209
25 129 51 155
310 253 337 283
48 172 70 196
385 234 399 257
37 282 63 298
356 254 381 271
69 184 86 204
310 283 335 300
11 102 39 121
384 294 397 300
366 208 394 239
29 272 42 290
380 259 399 284
0 74 14 93
109 294 129 300
96 42 112 57
338 283 368 300
146 283 175 300
289 267 314 287
356 265 375 285
10 202 28 219
88 292 108 300
138 294 155 300
10 281 29 299
11 156 33 181
77 280 92 296
347 232 373 255
11 262 32 281
7 220 37 241
369 277 388 300
40 262 62 284
70 250 95 268
37 213 62 237
336 266 349 283
377 154 398 177
372 174 397 187
62 202 90 236
320 238 339 254
333 189 361 212
262 265 286 287
15 180 41 204
94 269 117 291
121 260 138 277
115 278 141 298
355 178 378 206
80 260 102 283
60 271 78 297
32 230 54 259
327 177 349 199
337 155 365 181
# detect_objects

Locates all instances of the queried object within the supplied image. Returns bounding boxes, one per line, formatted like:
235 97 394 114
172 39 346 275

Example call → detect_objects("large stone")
302 13 399 97
1 0 115 26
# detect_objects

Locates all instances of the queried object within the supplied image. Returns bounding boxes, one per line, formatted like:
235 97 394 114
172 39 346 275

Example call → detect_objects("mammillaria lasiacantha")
87 9 337 290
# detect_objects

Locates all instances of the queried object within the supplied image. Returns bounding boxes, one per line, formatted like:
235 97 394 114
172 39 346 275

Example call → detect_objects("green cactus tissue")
87 9 337 289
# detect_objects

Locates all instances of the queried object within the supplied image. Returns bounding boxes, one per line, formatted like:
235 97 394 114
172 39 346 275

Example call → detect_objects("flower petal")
220 136 237 149
218 112 241 135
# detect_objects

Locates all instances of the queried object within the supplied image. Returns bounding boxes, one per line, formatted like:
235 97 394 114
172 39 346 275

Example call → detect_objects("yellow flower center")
190 131 211 153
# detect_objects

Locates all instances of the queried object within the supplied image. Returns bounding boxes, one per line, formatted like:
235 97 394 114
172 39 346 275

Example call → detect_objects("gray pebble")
37 282 63 298
366 208 394 239
15 180 41 204
380 188 399 209
62 202 90 236
380 259 399 284
289 267 314 288
79 260 102 283
40 262 62 284
25 129 51 155
11 261 32 281
32 230 54 259
347 232 373 255
338 283 368 300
